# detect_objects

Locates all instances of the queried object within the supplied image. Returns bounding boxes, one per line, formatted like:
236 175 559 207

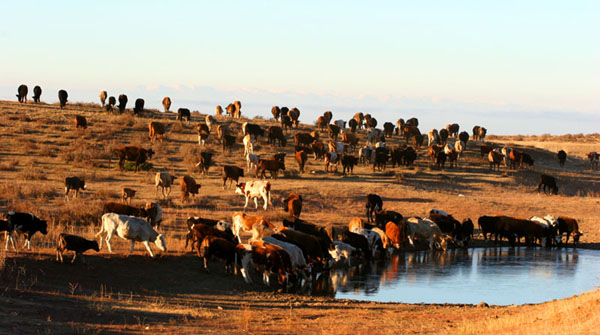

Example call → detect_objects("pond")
325 247 600 305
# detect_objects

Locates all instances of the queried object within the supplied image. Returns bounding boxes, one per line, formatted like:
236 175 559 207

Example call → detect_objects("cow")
106 96 116 111
501 147 513 167
99 91 108 107
341 230 371 261
102 201 147 219
257 159 285 179
155 172 175 198
428 145 442 161
529 215 561 247
278 227 328 266
480 144 494 158
538 174 558 194
198 236 238 274
382 122 395 138
133 98 144 115
366 194 383 223
372 147 388 172
348 118 358 133
428 129 440 146
439 128 449 145
215 105 224 116
16 84 28 103
222 134 236 152
117 94 127 113
238 241 292 287
429 213 461 237
32 85 42 103
478 215 502 242
489 150 503 170
262 235 308 270
436 151 447 169
281 115 293 131
333 119 346 132
288 108 300 127
472 126 487 141
216 124 227 143
235 180 272 210
96 213 166 257
459 131 469 147
395 119 405 136
323 111 333 124
121 187 136 204
162 97 171 112
4 212 48 250
196 151 213 175
144 202 163 229
232 211 274 243
521 153 534 168
328 141 345 155
279 218 334 265
271 106 281 120
294 132 317 147
446 123 459 137
509 150 523 169
186 220 236 251
557 150 567 167
222 165 244 189
246 152 260 171
324 151 339 172
295 150 308 173
557 217 583 246
177 108 191 122
404 126 421 143
311 141 326 160
267 126 286 147
226 103 235 117
56 233 100 264
58 89 68 108
351 227 384 258
406 117 418 127
180 175 201 202
197 123 210 146
460 219 474 247
353 113 364 130
283 193 302 218
243 134 254 157
385 221 406 249
65 176 86 200
74 115 87 129
341 133 358 149
342 155 358 175
375 210 403 228
115 146 154 172
234 100 242 118
243 122 265 141
149 121 166 142
367 128 383 144
317 116 328 131
455 140 465 159
328 124 341 141
406 217 451 251
587 152 599 170
205 115 215 130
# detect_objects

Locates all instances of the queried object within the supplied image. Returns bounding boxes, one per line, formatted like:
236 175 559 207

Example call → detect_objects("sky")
1 1 598 134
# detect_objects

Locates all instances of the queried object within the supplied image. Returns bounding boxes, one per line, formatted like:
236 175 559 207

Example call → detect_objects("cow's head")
36 219 48 235
154 233 167 252
146 149 155 159
234 183 246 195
90 240 100 252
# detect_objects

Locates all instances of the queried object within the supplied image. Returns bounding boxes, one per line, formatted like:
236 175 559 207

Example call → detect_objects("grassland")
0 99 599 334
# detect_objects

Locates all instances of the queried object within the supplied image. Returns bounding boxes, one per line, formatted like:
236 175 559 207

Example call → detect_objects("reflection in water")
313 247 599 305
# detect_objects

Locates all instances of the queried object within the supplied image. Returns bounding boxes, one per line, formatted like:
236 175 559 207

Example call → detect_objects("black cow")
375 210 403 228
342 155 358 175
538 174 558 194
557 150 567 167
58 89 68 108
365 194 383 223
197 151 213 175
33 86 42 103
222 165 244 189
133 98 145 115
118 94 128 113
6 212 48 250
16 84 28 103
65 176 86 200
243 122 265 140
177 108 191 122
341 230 371 261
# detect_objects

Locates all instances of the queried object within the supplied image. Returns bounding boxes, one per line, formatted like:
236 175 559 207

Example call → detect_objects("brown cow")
103 201 147 218
181 175 201 202
257 159 285 179
489 150 503 170
587 152 599 170
446 123 459 137
149 122 166 142
267 126 286 147
480 144 493 158
222 134 236 152
295 150 308 173
341 133 358 149
234 100 242 118
74 115 87 129
121 187 136 204
317 116 328 131
114 146 154 172
222 165 244 189
162 97 171 112
198 236 238 274
283 193 302 218
271 106 281 120
557 217 583 246
323 111 333 124
428 145 443 161
328 124 341 141
215 105 224 116
385 221 406 249
197 123 210 146
404 126 421 143
288 107 300 127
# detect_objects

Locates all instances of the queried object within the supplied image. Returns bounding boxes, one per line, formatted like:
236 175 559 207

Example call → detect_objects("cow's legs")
262 194 268 210
254 197 259 209
244 196 250 210
105 233 113 253
142 241 155 257
130 240 135 254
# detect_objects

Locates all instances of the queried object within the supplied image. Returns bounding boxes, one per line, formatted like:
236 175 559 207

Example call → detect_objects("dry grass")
1 100 600 334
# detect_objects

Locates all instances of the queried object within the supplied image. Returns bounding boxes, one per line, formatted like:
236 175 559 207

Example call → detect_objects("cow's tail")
266 182 272 206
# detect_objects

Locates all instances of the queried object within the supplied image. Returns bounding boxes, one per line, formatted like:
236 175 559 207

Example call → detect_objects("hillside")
0 99 599 334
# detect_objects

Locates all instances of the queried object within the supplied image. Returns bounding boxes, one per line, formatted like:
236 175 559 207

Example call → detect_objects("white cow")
330 240 356 267
406 217 450 251
262 236 307 269
324 151 339 172
367 128 383 144
234 180 272 210
155 172 175 199
243 134 254 157
96 213 166 257
530 215 561 245
429 208 448 216
455 140 465 158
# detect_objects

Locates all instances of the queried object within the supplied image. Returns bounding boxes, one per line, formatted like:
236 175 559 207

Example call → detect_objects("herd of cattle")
5 84 593 289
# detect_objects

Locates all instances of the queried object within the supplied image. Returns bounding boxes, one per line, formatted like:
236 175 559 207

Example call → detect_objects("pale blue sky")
1 1 598 134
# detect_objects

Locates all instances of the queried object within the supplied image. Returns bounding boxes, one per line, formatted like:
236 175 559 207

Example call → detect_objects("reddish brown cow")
489 150 503 170
114 146 154 172
181 175 201 202
267 126 286 147
149 121 166 142
283 193 302 218
341 133 358 149
588 152 599 170
257 159 285 179
317 116 328 131
295 150 308 173
74 115 87 129
385 221 406 249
